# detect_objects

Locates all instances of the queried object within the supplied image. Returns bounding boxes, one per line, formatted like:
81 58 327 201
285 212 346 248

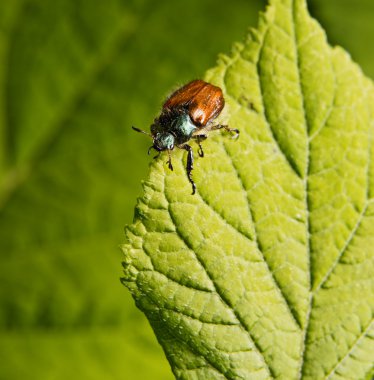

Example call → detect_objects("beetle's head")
152 132 175 151
132 126 174 156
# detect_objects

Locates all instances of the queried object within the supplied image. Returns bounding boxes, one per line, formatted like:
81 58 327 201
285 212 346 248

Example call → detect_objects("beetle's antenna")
132 126 152 137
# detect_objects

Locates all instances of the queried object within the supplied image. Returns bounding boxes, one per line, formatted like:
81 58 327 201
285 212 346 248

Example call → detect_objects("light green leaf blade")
122 0 374 379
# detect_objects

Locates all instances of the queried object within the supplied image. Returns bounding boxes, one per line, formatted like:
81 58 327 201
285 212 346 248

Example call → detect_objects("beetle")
133 79 239 194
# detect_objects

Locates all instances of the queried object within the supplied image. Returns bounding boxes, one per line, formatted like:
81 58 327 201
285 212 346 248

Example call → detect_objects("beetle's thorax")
170 113 197 144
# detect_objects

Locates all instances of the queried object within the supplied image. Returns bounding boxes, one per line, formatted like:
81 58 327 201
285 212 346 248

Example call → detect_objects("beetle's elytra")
133 79 239 194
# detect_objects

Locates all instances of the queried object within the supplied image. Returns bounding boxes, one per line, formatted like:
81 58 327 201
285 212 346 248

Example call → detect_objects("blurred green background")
0 0 373 379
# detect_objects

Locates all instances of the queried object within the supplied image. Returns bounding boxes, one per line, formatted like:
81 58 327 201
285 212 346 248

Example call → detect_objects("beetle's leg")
167 150 173 171
192 124 240 139
212 124 240 139
197 140 204 158
192 134 207 157
180 144 196 195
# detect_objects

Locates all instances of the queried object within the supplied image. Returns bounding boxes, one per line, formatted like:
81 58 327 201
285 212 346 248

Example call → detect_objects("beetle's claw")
167 160 173 171
231 129 240 139
191 183 196 195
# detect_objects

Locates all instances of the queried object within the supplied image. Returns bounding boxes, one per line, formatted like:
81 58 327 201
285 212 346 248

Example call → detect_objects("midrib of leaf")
216 1 311 372
0 6 137 212
302 84 374 378
254 11 308 331
290 1 313 377
292 1 374 377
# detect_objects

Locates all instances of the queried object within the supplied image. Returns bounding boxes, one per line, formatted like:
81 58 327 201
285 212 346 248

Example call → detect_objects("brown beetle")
133 80 239 194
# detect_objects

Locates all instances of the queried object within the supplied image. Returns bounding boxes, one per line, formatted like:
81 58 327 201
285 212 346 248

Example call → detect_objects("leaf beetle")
133 79 239 194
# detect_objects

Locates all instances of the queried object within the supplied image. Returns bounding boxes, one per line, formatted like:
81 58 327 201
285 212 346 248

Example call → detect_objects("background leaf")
1 0 373 379
0 0 263 379
309 0 374 80
122 0 374 379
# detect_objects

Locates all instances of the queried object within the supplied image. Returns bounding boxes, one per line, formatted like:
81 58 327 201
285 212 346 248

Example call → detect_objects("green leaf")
122 0 374 378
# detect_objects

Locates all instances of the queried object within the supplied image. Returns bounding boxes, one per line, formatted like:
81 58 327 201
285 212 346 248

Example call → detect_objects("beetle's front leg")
166 150 173 171
192 134 207 157
212 124 240 138
180 144 196 195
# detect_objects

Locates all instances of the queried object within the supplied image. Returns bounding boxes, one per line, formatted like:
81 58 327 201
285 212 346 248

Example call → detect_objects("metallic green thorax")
152 112 197 151
171 113 197 143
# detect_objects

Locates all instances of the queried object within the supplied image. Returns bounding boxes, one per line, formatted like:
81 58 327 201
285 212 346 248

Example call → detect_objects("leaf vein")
325 319 374 379
139 267 214 294
315 202 369 292
159 304 239 327
309 67 337 142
